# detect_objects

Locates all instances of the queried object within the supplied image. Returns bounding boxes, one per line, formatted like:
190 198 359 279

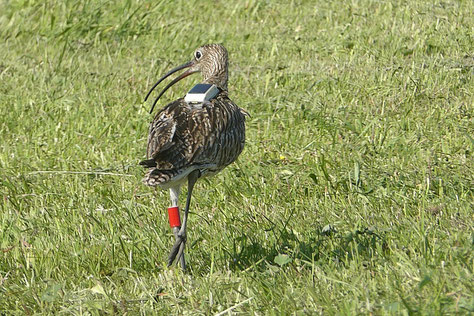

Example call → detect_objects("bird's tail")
139 159 157 168
142 168 180 187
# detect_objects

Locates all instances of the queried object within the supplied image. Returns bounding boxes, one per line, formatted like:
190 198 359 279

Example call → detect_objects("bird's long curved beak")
145 60 198 114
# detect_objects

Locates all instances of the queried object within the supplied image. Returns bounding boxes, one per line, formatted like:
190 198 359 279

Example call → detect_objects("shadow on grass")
225 225 389 272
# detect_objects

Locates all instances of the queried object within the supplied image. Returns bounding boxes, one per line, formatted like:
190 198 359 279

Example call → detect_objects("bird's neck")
203 72 228 91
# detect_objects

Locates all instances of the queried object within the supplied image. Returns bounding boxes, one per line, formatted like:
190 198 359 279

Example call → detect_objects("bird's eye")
195 51 202 60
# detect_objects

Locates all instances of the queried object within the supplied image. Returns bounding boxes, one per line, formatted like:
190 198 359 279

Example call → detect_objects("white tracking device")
184 84 219 104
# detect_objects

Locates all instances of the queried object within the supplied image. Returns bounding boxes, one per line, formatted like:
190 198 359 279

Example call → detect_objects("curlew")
141 44 247 270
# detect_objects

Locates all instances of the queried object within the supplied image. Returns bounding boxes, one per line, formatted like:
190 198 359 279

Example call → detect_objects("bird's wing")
141 93 245 172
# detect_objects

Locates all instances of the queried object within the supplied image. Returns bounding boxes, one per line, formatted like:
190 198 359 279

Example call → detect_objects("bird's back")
140 92 246 187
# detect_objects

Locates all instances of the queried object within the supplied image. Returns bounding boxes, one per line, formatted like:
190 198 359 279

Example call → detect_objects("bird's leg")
167 185 185 269
167 170 200 269
178 170 200 239
171 227 186 269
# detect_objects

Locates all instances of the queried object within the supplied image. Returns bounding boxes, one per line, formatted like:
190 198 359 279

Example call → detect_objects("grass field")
1 0 473 314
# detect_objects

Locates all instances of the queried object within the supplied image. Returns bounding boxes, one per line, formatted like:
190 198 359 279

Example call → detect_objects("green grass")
0 0 472 314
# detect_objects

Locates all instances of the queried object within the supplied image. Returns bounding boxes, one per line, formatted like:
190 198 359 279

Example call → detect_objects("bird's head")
145 44 229 114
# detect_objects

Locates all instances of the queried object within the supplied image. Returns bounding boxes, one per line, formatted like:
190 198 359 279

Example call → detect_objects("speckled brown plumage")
141 91 246 187
141 44 248 269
